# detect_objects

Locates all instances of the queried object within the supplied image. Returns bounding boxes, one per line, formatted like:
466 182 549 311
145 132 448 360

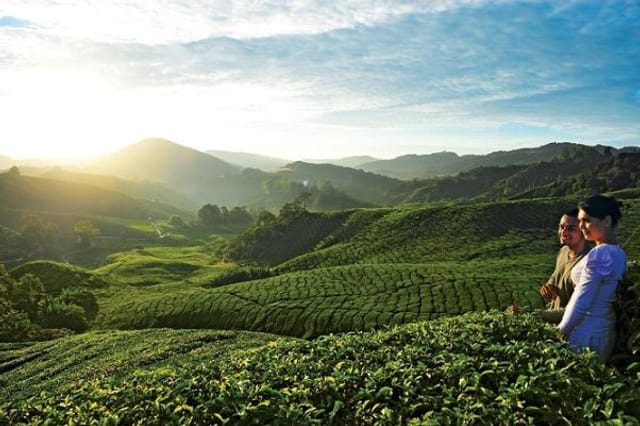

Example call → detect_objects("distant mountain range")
205 150 291 171
1 139 639 212
304 156 380 169
357 143 586 179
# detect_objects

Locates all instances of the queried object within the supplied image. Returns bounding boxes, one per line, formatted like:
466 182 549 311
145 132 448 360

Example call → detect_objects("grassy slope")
95 260 548 338
2 312 638 424
16 195 633 340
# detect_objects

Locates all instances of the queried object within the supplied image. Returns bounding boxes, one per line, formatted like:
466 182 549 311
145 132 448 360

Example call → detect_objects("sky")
0 0 638 161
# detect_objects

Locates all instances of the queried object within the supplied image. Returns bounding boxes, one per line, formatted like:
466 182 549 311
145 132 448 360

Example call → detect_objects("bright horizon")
0 1 638 161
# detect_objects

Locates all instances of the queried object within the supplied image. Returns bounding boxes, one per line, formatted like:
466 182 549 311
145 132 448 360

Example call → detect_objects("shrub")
55 288 99 322
205 265 273 287
43 300 89 332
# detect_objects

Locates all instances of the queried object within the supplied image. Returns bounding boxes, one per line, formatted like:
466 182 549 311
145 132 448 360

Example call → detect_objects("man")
506 208 590 321
536 208 591 323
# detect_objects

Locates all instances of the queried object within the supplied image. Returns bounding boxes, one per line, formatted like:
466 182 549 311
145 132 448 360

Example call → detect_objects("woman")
557 195 627 363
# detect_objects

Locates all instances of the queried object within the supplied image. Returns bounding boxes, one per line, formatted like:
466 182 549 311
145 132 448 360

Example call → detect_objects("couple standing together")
531 194 626 363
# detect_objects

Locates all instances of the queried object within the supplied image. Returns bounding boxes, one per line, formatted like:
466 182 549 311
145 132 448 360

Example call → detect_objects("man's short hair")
563 208 579 218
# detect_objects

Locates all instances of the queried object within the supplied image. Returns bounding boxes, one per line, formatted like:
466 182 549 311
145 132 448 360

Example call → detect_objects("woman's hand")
540 283 558 301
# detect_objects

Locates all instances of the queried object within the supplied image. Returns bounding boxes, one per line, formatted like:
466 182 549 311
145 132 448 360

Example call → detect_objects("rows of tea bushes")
274 199 569 273
274 197 640 273
96 246 228 287
96 261 547 338
3 312 638 424
0 328 283 403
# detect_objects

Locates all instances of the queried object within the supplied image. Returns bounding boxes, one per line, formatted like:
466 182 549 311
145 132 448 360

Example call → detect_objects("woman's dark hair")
579 195 623 227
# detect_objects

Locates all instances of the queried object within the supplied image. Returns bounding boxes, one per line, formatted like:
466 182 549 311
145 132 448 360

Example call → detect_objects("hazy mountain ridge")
0 171 186 222
359 142 589 179
40 167 199 209
279 161 401 206
206 150 291 171
2 139 638 211
304 155 380 169
85 138 240 183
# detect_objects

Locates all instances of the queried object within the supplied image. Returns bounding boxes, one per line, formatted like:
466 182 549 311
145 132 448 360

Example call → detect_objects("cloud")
0 0 637 158
0 0 496 44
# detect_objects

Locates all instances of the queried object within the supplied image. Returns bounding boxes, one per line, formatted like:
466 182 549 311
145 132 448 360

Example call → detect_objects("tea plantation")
1 312 639 424
2 194 640 424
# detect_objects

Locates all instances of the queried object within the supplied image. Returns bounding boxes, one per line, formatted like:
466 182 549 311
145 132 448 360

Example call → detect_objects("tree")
8 165 20 177
74 220 100 247
169 215 187 229
229 206 253 225
11 274 47 324
256 210 276 226
198 204 221 226
0 266 44 341
19 214 58 252
279 192 312 220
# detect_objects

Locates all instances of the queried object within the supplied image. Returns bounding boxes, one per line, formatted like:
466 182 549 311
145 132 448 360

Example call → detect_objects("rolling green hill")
278 161 402 206
40 168 199 210
400 149 640 204
0 172 186 222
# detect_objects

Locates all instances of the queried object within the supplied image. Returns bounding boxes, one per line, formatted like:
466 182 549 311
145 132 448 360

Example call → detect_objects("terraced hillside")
274 196 640 272
96 260 548 338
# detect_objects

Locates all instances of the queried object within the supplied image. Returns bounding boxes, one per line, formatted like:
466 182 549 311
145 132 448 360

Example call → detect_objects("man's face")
558 214 583 247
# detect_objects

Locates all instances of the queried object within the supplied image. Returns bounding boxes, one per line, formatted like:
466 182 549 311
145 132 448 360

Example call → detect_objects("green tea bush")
2 312 638 425
204 265 273 287
97 262 547 338
613 261 640 367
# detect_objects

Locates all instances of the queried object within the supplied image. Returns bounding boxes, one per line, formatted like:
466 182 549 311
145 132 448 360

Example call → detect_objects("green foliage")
0 266 45 342
204 265 273 288
9 260 110 294
0 299 35 343
42 299 89 332
74 219 100 247
168 214 187 229
274 199 567 272
19 213 58 253
96 261 547 338
225 209 349 265
10 274 47 324
2 312 639 424
197 204 253 227
613 261 640 367
55 287 99 322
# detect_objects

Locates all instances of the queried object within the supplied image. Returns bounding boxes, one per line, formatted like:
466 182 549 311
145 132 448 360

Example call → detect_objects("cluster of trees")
0 265 97 342
196 204 254 227
14 214 101 255
222 193 347 264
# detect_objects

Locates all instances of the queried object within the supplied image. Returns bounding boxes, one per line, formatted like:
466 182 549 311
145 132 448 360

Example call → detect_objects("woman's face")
578 208 609 243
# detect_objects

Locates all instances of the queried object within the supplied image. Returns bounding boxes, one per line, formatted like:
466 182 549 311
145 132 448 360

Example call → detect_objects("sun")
0 69 137 160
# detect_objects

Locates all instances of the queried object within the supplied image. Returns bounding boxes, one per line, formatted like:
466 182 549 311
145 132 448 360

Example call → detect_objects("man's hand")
540 283 558 301
505 304 523 314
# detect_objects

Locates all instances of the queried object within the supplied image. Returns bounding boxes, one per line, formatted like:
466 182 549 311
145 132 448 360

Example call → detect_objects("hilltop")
206 149 291 171
359 142 595 179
